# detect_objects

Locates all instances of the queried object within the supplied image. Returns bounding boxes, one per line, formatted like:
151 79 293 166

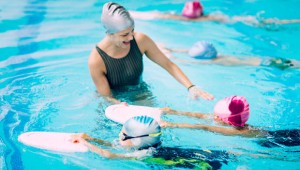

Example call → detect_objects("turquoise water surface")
1 0 300 169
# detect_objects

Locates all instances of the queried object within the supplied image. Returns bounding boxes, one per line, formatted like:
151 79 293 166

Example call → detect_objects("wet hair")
101 2 135 34
123 116 161 149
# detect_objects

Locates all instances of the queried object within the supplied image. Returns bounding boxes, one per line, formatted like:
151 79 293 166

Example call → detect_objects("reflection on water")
112 81 157 106
1 0 300 169
1 0 48 169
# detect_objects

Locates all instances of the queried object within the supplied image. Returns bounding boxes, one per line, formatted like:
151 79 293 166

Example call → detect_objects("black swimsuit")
257 129 300 148
96 38 143 89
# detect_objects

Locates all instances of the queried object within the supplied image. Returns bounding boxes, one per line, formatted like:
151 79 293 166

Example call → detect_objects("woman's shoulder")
134 32 151 42
134 32 156 52
88 45 106 71
134 32 157 46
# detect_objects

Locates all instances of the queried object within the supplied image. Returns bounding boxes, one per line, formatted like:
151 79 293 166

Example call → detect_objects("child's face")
119 129 134 148
214 115 227 125
214 115 221 121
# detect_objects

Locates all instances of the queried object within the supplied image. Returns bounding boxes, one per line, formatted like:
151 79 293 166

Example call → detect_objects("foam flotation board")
105 104 162 124
18 132 88 153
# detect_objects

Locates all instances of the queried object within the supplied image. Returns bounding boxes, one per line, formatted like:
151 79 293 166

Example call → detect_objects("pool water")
1 0 300 169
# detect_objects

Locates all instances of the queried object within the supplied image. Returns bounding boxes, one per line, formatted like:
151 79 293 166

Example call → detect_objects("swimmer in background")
129 0 300 27
159 41 300 70
89 2 213 104
72 115 283 169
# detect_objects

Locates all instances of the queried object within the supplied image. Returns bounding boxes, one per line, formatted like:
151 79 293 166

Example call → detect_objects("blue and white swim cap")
188 41 218 59
101 2 135 34
123 116 161 149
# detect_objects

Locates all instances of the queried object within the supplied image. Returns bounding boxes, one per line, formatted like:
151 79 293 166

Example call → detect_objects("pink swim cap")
214 96 250 127
182 1 203 18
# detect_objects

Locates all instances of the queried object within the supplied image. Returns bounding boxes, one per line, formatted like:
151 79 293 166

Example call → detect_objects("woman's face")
109 27 134 48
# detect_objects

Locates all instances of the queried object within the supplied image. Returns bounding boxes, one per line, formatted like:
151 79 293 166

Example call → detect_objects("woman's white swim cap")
101 2 134 34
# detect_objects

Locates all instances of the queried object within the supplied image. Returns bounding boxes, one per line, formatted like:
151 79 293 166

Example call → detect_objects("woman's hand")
188 85 214 100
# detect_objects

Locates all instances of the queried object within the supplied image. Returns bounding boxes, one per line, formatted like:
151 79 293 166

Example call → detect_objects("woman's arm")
135 32 214 100
141 34 194 89
160 108 211 119
88 49 121 104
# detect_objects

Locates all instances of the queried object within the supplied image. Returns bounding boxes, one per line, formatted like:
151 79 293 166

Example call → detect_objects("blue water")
1 0 300 169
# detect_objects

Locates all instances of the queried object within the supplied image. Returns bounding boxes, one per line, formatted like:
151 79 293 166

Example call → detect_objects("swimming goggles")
119 131 162 141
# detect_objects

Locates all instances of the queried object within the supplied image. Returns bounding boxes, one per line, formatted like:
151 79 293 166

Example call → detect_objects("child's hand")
160 107 171 112
70 133 90 143
160 107 172 114
159 120 169 128
120 102 128 106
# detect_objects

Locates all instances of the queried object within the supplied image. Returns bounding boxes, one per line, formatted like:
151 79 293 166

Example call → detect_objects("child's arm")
83 139 123 158
164 122 255 137
160 108 212 119
79 138 140 159
75 136 149 159
71 133 112 147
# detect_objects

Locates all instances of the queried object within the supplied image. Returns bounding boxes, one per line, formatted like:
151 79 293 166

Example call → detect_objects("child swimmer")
162 41 300 70
72 115 292 169
72 115 232 169
161 96 300 148
130 1 300 28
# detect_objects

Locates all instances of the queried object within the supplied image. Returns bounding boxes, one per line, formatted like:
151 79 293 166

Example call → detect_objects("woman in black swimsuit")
88 2 214 104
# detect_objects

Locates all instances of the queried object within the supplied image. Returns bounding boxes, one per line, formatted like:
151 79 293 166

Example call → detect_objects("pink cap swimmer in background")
214 96 250 127
182 0 203 18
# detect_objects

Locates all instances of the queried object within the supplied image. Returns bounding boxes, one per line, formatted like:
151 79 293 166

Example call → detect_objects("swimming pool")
1 0 300 169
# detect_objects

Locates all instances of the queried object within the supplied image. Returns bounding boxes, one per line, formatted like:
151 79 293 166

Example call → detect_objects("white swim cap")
188 41 218 59
123 116 161 149
101 2 135 34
